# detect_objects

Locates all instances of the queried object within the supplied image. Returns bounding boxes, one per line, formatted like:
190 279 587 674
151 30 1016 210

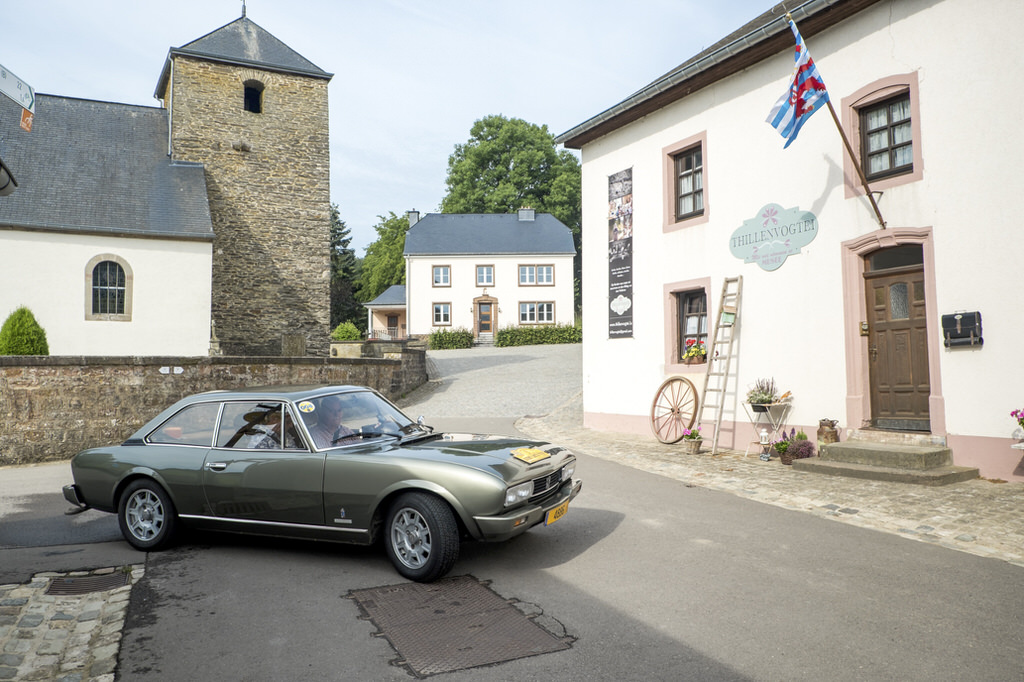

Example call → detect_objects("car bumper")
472 478 582 542
63 484 86 508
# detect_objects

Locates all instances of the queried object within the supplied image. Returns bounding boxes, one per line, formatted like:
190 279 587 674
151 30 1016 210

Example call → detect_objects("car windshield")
296 391 417 449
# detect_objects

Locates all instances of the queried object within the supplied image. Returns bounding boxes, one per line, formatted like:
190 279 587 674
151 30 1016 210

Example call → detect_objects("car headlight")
504 482 532 507
562 461 576 481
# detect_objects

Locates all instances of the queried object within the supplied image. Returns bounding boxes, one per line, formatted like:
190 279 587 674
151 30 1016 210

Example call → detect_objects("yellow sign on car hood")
511 447 551 464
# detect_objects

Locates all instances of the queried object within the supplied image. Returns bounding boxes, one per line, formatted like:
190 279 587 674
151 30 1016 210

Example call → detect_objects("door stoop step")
792 438 979 486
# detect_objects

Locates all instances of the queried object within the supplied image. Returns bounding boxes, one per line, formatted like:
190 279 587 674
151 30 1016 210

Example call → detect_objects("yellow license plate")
545 499 570 526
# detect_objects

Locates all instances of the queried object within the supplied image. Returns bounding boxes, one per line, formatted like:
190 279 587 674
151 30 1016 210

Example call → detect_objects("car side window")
148 403 221 446
216 401 304 450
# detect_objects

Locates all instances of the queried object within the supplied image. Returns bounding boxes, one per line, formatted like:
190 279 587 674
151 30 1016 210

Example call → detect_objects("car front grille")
530 468 564 501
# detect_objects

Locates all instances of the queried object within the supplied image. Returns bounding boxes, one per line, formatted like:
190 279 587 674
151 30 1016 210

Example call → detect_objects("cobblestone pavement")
517 390 1024 567
0 566 143 681
3 344 1021 679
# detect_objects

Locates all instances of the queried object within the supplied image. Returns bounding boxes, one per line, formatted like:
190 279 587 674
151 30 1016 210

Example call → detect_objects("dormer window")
244 80 264 113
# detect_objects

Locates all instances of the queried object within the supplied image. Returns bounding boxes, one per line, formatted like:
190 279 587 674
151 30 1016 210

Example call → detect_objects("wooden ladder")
699 276 742 455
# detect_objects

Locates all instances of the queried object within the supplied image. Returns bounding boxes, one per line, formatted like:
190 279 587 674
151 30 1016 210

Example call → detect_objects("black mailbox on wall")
942 311 983 348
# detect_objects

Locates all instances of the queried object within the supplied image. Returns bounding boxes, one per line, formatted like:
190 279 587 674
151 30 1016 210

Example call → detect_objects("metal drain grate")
46 572 130 596
348 575 571 677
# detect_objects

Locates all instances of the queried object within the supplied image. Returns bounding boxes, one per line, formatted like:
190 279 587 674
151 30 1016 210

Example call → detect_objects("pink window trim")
841 72 923 199
663 276 712 374
662 131 710 232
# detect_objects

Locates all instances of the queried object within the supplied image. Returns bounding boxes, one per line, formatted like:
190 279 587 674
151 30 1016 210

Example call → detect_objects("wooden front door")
478 303 492 334
864 264 930 431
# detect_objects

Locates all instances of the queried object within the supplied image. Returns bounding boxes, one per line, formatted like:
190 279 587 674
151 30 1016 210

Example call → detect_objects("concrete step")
792 457 979 486
793 436 979 486
819 441 952 470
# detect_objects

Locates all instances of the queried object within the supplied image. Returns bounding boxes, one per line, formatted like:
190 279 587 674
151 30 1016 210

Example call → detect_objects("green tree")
355 212 410 303
328 204 364 331
441 115 582 310
0 306 50 355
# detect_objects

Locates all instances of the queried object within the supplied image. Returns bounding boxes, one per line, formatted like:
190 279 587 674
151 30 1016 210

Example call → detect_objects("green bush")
330 321 362 341
428 327 474 350
495 323 582 347
0 306 50 355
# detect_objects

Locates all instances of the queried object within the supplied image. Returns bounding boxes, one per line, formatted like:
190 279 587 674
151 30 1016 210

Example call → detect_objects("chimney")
518 207 535 222
406 209 420 226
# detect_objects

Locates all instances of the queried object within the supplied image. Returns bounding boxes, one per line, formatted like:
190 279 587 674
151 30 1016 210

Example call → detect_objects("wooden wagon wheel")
650 376 699 444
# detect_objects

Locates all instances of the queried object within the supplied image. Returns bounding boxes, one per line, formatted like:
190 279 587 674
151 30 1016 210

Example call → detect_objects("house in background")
364 209 576 342
0 10 332 356
556 0 1024 482
364 285 408 340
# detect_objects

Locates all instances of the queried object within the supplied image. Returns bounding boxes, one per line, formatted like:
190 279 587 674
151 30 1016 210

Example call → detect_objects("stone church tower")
154 12 333 356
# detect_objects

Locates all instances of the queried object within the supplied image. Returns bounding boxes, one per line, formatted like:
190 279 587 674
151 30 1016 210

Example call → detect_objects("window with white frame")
519 302 554 324
519 264 553 286
432 303 451 326
476 265 493 286
432 265 450 287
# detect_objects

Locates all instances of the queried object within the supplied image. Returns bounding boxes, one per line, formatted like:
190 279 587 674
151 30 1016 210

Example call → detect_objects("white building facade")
0 231 212 356
403 211 576 339
558 0 1024 481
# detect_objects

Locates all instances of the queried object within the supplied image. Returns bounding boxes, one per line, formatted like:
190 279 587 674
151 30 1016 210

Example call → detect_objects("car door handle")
205 462 228 472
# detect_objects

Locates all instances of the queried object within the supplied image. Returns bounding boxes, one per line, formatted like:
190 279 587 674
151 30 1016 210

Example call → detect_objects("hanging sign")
608 168 633 338
730 203 818 271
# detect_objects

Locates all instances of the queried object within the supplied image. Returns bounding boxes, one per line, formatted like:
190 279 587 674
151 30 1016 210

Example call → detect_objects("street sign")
0 63 35 114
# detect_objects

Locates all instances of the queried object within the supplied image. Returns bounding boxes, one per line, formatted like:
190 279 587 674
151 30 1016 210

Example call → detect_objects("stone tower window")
244 80 264 114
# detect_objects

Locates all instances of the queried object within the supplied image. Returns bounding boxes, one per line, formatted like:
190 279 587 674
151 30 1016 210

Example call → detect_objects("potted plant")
746 377 779 412
681 425 703 454
682 339 707 365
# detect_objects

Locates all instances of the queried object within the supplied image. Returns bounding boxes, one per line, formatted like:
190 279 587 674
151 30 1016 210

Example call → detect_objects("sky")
4 0 779 253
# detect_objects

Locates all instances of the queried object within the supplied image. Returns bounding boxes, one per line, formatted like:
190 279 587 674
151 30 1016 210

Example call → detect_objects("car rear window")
148 402 221 446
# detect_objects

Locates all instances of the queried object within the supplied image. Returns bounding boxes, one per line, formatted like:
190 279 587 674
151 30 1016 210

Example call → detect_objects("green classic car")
63 385 581 582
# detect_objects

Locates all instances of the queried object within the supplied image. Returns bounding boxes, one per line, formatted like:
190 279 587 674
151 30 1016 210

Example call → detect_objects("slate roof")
404 213 576 257
0 94 213 239
155 16 332 99
365 285 407 307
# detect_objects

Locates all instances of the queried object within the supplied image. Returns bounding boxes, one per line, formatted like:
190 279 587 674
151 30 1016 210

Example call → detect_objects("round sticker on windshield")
298 401 315 413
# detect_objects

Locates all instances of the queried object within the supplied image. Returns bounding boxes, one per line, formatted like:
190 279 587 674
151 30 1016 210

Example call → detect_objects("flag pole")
824 99 887 229
780 12 885 228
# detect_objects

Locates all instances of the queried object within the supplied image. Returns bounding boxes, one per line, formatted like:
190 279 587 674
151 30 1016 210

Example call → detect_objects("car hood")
399 432 572 482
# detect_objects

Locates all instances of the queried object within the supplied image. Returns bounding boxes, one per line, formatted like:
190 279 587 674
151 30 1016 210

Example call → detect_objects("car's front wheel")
117 479 177 551
384 492 459 582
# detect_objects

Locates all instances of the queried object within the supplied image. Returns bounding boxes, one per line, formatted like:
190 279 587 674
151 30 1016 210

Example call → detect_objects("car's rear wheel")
118 479 177 551
385 492 459 582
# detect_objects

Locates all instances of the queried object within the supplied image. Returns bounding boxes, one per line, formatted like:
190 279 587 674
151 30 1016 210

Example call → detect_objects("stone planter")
681 438 703 455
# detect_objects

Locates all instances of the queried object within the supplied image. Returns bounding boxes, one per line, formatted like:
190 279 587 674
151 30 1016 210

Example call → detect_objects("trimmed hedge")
495 323 582 347
428 327 475 350
330 321 362 341
0 306 49 355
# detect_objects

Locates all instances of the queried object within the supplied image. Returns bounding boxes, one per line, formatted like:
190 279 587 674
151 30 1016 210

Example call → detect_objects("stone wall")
169 56 332 356
0 348 425 466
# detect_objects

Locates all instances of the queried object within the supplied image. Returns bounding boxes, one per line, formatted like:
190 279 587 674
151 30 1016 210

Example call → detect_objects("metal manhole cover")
348 575 572 677
46 572 130 595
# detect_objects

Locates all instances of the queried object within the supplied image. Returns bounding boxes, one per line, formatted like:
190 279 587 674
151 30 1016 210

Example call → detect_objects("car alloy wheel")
117 479 177 551
384 492 459 582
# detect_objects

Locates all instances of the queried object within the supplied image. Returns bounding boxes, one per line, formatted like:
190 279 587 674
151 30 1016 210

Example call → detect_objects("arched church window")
85 255 133 321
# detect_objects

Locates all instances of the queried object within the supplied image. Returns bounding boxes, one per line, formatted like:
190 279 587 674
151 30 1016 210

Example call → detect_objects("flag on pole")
766 19 829 148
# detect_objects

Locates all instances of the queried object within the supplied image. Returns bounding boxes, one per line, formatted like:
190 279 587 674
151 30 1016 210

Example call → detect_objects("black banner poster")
608 169 633 338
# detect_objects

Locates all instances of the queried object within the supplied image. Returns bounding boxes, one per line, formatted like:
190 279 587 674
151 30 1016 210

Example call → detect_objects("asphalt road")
3 344 1023 680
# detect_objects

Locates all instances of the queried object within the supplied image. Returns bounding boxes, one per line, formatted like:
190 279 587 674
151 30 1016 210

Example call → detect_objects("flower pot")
751 403 769 412
780 451 795 465
682 356 706 365
681 438 703 455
